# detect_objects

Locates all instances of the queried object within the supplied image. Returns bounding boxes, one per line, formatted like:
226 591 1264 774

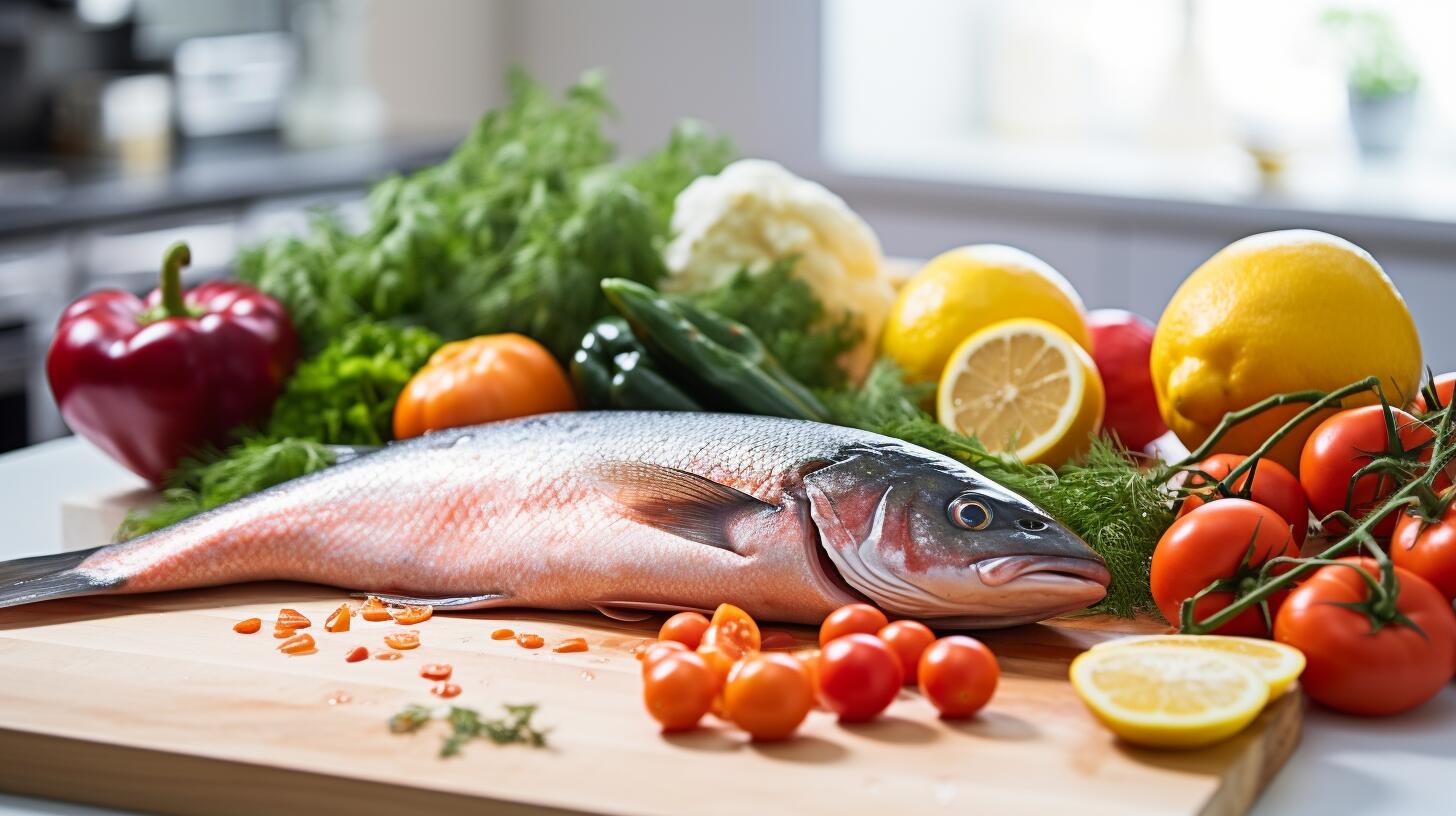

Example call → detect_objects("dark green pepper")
570 317 702 411
600 278 829 422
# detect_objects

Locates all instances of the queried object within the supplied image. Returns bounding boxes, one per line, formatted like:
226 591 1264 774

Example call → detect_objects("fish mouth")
974 555 1112 589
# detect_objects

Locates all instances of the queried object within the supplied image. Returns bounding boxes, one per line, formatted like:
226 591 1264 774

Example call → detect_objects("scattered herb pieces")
389 703 549 757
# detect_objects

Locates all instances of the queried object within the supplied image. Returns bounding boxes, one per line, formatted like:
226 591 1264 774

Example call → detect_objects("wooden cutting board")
0 583 1299 816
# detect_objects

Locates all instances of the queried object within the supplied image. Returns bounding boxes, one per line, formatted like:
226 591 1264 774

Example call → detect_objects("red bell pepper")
46 242 298 483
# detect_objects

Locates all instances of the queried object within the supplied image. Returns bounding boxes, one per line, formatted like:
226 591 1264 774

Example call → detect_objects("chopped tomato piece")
233 617 262 635
276 608 311 629
491 628 516 640
516 633 545 649
420 663 453 681
374 651 403 661
324 603 352 633
344 646 369 663
553 637 588 653
383 630 420 650
389 604 433 625
360 596 392 622
277 633 316 655
699 603 761 684
273 623 300 638
430 682 462 699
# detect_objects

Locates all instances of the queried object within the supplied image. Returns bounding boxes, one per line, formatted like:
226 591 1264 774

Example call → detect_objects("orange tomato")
392 333 576 440
383 631 420 650
389 604 433 625
233 617 262 635
877 620 936 684
344 646 369 662
723 654 815 741
276 608 311 629
324 603 352 633
658 612 711 649
639 640 688 669
277 633 316 655
918 636 999 718
642 651 716 732
554 637 589 653
516 633 545 649
491 628 516 640
360 596 392 622
698 603 762 684
819 603 888 647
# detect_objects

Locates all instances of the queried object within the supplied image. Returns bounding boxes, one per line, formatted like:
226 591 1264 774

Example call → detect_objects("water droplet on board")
451 434 473 447
579 670 595 682
327 690 353 706
588 656 610 665
933 782 957 805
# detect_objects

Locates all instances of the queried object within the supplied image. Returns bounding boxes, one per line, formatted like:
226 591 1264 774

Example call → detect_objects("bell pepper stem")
159 242 192 318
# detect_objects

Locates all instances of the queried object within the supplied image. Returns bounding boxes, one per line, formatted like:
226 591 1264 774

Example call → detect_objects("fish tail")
0 547 115 609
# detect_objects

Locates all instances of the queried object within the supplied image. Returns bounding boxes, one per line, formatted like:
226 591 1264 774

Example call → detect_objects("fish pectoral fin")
349 592 511 610
590 461 772 554
590 600 716 622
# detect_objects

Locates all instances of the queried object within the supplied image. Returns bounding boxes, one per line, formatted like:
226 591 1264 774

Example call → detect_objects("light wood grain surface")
0 582 1300 816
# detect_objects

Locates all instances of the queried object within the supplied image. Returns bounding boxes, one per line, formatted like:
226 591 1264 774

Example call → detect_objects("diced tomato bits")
516 633 544 649
553 638 588 653
276 608 311 629
374 651 403 661
383 630 420 650
277 633 316 655
324 603 352 633
273 623 300 638
233 617 262 634
430 682 462 699
360 596 392 622
491 628 516 640
420 663 453 681
389 604 433 625
344 646 369 663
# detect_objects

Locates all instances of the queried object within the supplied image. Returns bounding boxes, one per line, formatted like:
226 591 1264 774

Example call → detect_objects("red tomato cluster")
640 603 1001 740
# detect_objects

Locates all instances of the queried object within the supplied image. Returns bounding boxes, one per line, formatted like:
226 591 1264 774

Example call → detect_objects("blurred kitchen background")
0 0 1452 451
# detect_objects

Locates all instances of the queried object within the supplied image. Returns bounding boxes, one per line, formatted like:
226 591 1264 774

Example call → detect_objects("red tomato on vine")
1179 453 1311 544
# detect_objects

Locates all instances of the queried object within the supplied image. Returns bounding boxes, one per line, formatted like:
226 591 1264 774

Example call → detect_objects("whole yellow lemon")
1151 230 1421 472
881 245 1090 384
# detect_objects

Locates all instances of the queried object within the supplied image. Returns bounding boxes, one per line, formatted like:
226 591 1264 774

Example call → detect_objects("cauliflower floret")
662 159 893 382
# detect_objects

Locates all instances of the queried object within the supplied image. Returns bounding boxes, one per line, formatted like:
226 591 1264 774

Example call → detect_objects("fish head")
802 443 1110 627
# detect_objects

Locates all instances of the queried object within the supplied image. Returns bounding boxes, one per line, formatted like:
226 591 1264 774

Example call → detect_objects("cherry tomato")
344 646 369 662
1150 499 1300 636
658 612 710 649
877 620 936 684
1392 504 1456 601
233 617 262 635
1411 372 1455 415
817 633 903 722
490 628 515 640
642 651 716 732
420 663 453 681
819 603 889 647
723 653 815 741
383 630 420 650
1275 557 1456 716
324 603 352 633
1179 453 1310 544
277 633 316 655
389 604 433 625
698 603 761 684
554 637 589 653
918 636 999 718
276 608 310 630
360 596 392 622
515 633 544 649
638 640 688 669
1299 405 1445 536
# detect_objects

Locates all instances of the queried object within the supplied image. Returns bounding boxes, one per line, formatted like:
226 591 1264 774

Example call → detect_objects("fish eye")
948 494 993 531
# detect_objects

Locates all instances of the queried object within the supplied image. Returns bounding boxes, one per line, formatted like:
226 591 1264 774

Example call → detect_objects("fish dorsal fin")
591 461 771 554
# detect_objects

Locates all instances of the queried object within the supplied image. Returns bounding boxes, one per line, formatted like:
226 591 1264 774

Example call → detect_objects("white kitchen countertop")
0 437 1450 816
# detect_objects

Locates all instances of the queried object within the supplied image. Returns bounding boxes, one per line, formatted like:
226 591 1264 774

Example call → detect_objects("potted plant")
1322 8 1420 157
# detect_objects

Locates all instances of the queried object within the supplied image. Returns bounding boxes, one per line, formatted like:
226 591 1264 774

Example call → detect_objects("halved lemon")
1092 635 1305 697
1070 646 1269 749
936 318 1105 466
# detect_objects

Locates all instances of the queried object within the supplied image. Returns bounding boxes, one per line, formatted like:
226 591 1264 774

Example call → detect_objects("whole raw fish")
0 412 1110 627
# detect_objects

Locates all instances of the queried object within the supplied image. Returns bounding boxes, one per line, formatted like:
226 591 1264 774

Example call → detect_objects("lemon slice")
1092 635 1305 697
937 318 1104 466
1070 647 1269 748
